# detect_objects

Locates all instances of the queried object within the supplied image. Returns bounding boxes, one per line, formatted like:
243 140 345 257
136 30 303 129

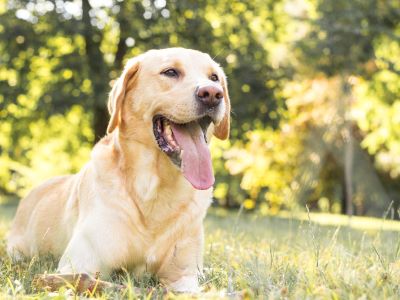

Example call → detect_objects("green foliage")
298 0 400 76
212 127 301 213
0 106 92 198
0 0 400 216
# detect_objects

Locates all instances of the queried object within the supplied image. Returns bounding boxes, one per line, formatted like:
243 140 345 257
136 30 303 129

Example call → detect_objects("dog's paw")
168 276 200 293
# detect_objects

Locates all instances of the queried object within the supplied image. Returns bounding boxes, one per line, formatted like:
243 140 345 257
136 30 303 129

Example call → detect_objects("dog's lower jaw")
168 275 200 293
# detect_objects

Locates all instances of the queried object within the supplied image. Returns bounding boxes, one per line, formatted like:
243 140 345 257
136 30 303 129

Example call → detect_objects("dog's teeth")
158 118 181 152
170 140 179 149
167 135 176 146
165 124 172 136
164 131 180 150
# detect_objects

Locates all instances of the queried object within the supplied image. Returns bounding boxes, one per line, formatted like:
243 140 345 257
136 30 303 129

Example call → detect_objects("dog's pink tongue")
170 122 214 190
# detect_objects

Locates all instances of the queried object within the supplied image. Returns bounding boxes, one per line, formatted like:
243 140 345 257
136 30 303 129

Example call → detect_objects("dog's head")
107 48 231 190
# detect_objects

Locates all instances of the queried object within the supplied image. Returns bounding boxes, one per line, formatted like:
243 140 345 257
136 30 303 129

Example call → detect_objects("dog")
7 47 230 293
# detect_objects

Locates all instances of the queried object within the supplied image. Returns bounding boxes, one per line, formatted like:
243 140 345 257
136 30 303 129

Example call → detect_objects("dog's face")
107 48 230 190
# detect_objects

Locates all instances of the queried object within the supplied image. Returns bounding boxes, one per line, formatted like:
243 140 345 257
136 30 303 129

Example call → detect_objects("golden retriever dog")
7 47 230 293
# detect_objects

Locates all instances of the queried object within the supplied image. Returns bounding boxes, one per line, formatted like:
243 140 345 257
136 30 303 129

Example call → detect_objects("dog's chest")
124 193 210 274
131 154 160 203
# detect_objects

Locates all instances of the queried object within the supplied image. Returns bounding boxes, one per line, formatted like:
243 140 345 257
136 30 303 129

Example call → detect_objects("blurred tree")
291 0 400 215
213 0 400 215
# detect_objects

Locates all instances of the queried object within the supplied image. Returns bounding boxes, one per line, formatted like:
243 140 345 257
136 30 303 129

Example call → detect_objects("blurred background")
0 0 399 218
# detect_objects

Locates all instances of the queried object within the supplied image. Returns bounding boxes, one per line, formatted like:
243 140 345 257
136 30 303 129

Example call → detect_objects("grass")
1 205 400 299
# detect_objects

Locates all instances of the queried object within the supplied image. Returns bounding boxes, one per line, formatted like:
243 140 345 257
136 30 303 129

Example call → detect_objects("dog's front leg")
58 231 105 275
42 213 130 293
157 226 204 293
58 211 130 276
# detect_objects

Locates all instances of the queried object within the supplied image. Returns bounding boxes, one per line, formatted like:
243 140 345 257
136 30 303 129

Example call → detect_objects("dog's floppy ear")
107 58 141 134
213 74 231 140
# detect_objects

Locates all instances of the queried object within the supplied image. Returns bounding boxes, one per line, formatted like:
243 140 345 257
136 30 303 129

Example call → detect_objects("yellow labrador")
7 48 230 293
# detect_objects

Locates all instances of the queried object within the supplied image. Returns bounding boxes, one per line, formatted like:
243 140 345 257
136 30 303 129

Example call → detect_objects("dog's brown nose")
196 85 223 108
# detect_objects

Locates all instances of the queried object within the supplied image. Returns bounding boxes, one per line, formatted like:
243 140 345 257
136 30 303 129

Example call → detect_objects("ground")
1 204 400 299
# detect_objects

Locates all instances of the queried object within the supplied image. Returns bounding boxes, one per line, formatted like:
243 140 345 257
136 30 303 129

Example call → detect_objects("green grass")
1 205 400 299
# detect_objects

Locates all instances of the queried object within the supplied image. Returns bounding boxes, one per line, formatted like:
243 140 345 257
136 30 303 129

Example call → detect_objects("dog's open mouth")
153 115 214 190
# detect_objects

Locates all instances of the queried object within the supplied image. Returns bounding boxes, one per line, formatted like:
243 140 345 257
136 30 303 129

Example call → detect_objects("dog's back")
7 175 76 258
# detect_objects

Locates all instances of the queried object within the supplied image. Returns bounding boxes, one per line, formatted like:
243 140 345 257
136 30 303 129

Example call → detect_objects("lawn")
1 204 400 299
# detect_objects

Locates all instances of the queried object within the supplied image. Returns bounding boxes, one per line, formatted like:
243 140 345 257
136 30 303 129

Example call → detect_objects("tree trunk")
81 0 133 143
82 0 109 143
341 77 354 216
93 105 110 142
343 128 354 216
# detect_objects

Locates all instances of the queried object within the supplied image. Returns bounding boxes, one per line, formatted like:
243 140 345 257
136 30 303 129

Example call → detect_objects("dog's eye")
210 73 219 82
162 68 179 78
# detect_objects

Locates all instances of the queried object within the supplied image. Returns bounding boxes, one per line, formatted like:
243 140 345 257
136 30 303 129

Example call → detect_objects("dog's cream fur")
7 48 230 293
